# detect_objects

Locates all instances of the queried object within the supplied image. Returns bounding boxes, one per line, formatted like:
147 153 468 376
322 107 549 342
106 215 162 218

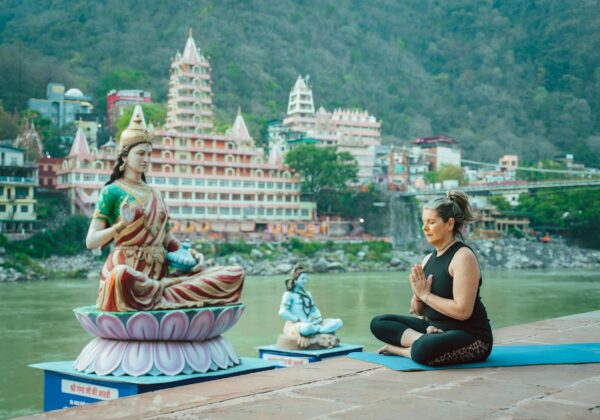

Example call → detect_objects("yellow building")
0 145 38 234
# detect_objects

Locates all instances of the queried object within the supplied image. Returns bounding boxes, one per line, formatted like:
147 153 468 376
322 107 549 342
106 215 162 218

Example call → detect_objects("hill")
0 0 598 164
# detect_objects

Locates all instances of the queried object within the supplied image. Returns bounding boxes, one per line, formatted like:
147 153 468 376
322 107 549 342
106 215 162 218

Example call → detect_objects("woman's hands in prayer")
410 264 433 302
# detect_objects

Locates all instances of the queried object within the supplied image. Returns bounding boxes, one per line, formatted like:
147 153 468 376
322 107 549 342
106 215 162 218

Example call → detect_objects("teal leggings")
370 314 492 366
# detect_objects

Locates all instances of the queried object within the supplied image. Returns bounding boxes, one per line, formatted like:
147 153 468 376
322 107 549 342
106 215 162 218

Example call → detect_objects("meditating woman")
86 107 244 312
370 191 492 366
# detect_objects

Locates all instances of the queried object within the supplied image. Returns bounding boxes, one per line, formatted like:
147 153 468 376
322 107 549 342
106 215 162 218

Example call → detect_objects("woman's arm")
411 247 480 321
86 218 124 250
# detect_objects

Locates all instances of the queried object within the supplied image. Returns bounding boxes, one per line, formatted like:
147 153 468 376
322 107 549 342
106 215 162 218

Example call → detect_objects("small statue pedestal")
257 343 363 368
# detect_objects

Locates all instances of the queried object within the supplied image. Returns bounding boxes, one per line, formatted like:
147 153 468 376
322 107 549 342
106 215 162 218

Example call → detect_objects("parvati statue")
277 264 342 349
86 106 244 312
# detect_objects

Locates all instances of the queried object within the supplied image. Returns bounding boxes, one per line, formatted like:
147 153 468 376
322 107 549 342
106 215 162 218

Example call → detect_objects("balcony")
0 176 37 185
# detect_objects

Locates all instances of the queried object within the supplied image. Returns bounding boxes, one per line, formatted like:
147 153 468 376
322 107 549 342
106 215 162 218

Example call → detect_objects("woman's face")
124 143 152 174
422 208 454 246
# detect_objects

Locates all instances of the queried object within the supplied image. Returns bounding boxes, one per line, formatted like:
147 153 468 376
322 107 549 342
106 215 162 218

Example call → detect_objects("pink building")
57 30 317 238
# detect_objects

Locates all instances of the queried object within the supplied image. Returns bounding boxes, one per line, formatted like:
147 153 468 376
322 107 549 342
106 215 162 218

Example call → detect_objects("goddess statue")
277 264 343 349
85 106 244 312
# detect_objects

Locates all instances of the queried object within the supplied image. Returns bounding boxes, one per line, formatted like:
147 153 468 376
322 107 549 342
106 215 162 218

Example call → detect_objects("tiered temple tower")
165 29 214 134
57 31 318 239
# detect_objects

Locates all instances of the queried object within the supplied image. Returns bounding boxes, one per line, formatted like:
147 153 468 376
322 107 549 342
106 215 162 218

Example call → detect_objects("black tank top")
423 241 493 343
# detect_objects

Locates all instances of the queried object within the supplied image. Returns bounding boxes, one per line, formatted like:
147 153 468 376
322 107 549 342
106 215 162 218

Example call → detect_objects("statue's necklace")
294 288 313 317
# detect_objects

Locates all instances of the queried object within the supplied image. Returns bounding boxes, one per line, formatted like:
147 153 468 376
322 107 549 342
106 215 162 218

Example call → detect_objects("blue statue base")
30 358 278 412
257 343 363 368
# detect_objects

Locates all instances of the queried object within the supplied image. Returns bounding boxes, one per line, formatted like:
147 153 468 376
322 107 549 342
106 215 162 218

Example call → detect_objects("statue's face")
124 143 152 174
296 272 308 288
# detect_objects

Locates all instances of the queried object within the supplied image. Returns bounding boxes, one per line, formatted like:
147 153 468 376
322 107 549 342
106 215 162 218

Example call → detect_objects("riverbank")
1 238 600 282
25 310 600 419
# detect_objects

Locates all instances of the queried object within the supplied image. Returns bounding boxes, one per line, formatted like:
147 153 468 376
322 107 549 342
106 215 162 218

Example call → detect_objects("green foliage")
489 195 511 211
516 161 570 181
285 145 358 214
424 164 465 185
0 102 18 139
115 103 166 138
7 215 89 258
215 240 252 257
517 187 600 248
0 1 598 165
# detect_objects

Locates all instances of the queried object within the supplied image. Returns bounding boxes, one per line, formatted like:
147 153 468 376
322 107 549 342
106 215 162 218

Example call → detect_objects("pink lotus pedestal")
73 305 244 377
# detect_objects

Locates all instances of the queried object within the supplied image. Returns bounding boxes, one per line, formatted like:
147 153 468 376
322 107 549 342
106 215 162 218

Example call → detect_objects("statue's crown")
118 105 151 152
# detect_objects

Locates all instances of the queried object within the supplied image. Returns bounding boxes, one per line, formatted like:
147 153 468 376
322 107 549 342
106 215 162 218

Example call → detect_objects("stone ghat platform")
21 311 600 419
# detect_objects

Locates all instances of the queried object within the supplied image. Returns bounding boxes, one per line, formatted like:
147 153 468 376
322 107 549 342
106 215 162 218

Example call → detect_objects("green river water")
1 269 599 418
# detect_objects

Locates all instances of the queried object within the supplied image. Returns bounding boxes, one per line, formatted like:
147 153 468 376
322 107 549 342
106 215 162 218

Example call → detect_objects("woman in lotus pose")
370 191 492 366
86 107 244 312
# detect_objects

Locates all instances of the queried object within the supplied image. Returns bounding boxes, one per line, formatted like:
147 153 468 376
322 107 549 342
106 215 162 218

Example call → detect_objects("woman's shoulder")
453 242 478 260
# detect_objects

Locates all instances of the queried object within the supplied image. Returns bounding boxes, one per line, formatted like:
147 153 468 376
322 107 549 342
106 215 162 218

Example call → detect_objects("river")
1 269 599 418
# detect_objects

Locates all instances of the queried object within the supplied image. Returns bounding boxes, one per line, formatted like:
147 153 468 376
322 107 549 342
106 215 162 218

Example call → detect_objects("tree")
489 195 511 211
115 103 166 138
285 145 358 214
423 164 466 185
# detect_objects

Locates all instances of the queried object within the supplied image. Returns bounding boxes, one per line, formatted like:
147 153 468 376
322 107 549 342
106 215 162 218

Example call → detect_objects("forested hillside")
0 0 598 165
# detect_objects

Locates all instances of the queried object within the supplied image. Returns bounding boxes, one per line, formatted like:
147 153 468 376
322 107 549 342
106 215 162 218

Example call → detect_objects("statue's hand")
311 316 323 325
190 249 204 273
119 199 137 226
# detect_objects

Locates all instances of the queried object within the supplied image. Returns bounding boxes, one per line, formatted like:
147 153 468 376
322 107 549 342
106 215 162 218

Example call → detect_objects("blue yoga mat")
348 342 600 371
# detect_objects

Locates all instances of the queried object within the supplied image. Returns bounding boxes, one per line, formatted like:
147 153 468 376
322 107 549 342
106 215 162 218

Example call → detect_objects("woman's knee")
410 337 436 365
370 315 385 335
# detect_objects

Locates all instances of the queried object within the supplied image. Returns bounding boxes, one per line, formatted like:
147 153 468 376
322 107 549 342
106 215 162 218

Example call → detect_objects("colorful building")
0 145 38 234
57 31 317 238
106 89 152 130
36 157 64 190
279 75 382 184
411 136 461 171
27 83 94 128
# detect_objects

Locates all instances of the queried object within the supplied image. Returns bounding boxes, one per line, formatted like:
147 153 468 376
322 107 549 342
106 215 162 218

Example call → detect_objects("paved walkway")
26 311 600 419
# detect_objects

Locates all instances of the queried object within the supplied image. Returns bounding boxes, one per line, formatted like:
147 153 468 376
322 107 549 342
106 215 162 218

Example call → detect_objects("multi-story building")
57 31 317 239
27 83 94 128
37 157 64 190
279 75 381 184
106 89 152 130
411 136 461 171
0 145 38 233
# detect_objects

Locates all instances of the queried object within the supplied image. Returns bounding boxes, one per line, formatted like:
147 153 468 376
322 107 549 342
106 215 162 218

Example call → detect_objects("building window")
207 179 218 187
243 207 255 216
194 207 205 215
232 180 241 188
266 208 274 216
182 178 192 185
154 177 166 184
207 207 217 215
243 181 255 188
169 192 179 199
182 207 192 215
16 187 28 199
171 207 180 214
195 192 205 200
168 177 179 185
276 208 283 216
232 208 241 216
194 178 205 186
258 208 265 216
219 207 230 216
0 204 5 212
84 174 95 182
286 209 292 216
301 209 309 217
219 180 230 187
21 205 29 213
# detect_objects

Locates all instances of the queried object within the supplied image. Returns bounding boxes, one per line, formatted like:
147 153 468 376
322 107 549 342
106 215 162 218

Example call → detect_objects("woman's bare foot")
426 326 444 334
378 344 411 358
